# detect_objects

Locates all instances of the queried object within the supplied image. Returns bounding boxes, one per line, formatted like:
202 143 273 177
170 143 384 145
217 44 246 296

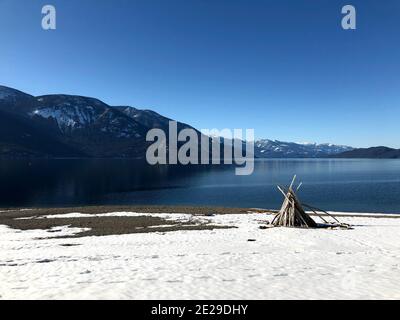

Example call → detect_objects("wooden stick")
306 206 329 224
302 203 341 224
296 182 303 192
289 175 297 190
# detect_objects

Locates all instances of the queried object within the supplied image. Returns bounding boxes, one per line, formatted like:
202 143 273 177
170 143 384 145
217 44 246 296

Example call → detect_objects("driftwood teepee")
272 176 318 228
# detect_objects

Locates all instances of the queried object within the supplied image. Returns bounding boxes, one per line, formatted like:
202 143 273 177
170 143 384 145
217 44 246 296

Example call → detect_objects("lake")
1 159 400 213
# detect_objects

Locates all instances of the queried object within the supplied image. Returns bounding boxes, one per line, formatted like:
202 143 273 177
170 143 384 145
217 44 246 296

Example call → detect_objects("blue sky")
0 0 399 148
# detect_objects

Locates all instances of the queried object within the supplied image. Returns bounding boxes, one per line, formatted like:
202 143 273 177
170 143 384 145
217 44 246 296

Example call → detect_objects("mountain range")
254 139 352 158
0 85 396 159
331 147 400 159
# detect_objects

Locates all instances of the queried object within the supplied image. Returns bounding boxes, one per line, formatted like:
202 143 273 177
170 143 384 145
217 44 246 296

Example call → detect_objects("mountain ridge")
254 139 353 158
0 85 372 159
332 146 400 159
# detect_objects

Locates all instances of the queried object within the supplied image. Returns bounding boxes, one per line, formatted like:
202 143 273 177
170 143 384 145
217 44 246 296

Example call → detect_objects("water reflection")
0 159 399 213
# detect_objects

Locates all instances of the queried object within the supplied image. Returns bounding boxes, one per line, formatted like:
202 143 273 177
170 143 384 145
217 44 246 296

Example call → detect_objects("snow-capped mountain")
0 87 151 157
0 86 199 158
254 139 353 158
0 85 355 158
32 95 147 139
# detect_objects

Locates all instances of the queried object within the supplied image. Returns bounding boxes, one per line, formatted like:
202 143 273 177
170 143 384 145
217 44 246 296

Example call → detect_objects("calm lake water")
1 159 400 213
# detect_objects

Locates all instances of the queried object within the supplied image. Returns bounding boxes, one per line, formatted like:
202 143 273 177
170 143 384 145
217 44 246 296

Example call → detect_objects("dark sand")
0 205 259 238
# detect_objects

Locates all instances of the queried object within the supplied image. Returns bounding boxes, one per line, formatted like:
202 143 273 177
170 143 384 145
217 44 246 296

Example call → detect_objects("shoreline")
1 205 400 239
1 204 400 219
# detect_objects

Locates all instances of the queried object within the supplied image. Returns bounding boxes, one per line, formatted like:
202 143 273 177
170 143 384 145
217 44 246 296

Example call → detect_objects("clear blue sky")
0 0 399 147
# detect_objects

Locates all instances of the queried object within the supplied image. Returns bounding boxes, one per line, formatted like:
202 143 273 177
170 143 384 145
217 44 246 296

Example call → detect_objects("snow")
32 106 96 131
17 212 195 221
30 103 139 138
1 212 400 300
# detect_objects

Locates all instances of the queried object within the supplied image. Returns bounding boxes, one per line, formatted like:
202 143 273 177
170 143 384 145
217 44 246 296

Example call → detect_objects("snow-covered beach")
1 209 400 300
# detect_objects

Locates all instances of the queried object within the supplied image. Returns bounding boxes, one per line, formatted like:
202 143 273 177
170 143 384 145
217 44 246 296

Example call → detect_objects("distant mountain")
0 85 201 158
254 139 353 158
0 85 360 159
333 147 400 159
